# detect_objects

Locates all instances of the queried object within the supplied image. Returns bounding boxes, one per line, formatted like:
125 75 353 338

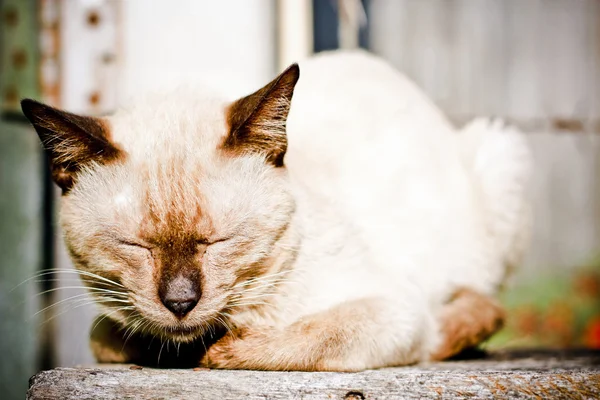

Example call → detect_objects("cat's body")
287 52 530 305
22 50 530 371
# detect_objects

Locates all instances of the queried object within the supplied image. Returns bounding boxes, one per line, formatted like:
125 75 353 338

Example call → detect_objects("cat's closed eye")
197 237 231 246
116 239 152 251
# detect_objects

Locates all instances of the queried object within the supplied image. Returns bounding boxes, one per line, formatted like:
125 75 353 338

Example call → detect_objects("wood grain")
27 349 600 400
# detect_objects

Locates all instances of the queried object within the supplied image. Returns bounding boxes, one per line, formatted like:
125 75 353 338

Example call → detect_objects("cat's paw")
431 288 506 361
200 327 252 369
90 338 131 363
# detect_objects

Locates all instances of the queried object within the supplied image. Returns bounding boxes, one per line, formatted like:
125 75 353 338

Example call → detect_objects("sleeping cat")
21 50 531 371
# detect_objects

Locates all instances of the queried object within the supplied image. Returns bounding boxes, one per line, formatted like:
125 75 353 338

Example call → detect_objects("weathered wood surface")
28 349 600 399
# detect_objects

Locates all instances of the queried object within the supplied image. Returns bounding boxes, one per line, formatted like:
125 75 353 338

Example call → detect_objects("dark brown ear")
20 99 122 193
223 63 300 167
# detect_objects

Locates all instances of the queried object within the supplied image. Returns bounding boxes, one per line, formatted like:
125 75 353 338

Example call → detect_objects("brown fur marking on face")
20 99 124 192
141 219 205 309
222 64 300 167
431 288 506 361
138 159 213 244
135 164 215 314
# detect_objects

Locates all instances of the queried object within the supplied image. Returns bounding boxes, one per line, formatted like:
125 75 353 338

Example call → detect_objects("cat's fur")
22 50 530 371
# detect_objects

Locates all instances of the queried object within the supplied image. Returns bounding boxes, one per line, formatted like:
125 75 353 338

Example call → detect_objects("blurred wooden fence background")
1 0 599 398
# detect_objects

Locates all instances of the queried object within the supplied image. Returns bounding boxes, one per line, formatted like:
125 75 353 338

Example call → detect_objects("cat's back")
286 50 451 155
284 50 455 193
284 51 503 302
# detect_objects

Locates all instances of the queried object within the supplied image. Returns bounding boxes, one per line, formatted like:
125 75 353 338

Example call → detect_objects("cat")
21 50 531 371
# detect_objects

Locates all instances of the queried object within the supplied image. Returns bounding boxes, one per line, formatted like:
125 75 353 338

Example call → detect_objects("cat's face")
22 65 300 342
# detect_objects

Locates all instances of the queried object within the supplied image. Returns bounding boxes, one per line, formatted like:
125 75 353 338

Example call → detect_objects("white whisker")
36 286 128 298
13 269 124 292
157 338 166 365
90 307 135 334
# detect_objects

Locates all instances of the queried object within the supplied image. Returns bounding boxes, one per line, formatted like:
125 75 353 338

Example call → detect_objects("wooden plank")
277 0 313 70
368 0 600 276
59 0 121 114
521 132 600 276
27 350 600 400
39 0 61 106
117 0 276 101
369 0 600 122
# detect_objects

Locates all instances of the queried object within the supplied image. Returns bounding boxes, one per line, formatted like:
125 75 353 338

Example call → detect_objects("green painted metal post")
0 0 45 398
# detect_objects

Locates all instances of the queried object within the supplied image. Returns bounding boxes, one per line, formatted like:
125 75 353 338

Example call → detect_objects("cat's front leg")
202 297 436 371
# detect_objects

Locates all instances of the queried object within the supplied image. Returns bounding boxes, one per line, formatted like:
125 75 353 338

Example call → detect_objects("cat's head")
22 64 300 342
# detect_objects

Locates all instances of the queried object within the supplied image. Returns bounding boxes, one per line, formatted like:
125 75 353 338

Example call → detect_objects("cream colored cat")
22 50 530 371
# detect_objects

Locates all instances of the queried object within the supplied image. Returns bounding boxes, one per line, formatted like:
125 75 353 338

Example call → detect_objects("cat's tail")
459 118 533 277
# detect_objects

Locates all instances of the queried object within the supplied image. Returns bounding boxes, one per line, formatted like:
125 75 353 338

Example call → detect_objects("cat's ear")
223 63 300 167
21 99 123 193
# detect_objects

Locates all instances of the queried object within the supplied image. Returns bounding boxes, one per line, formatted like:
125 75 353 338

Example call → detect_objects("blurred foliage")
488 260 600 350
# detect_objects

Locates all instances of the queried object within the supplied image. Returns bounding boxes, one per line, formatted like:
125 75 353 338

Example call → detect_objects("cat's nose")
160 275 200 318
163 298 198 317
